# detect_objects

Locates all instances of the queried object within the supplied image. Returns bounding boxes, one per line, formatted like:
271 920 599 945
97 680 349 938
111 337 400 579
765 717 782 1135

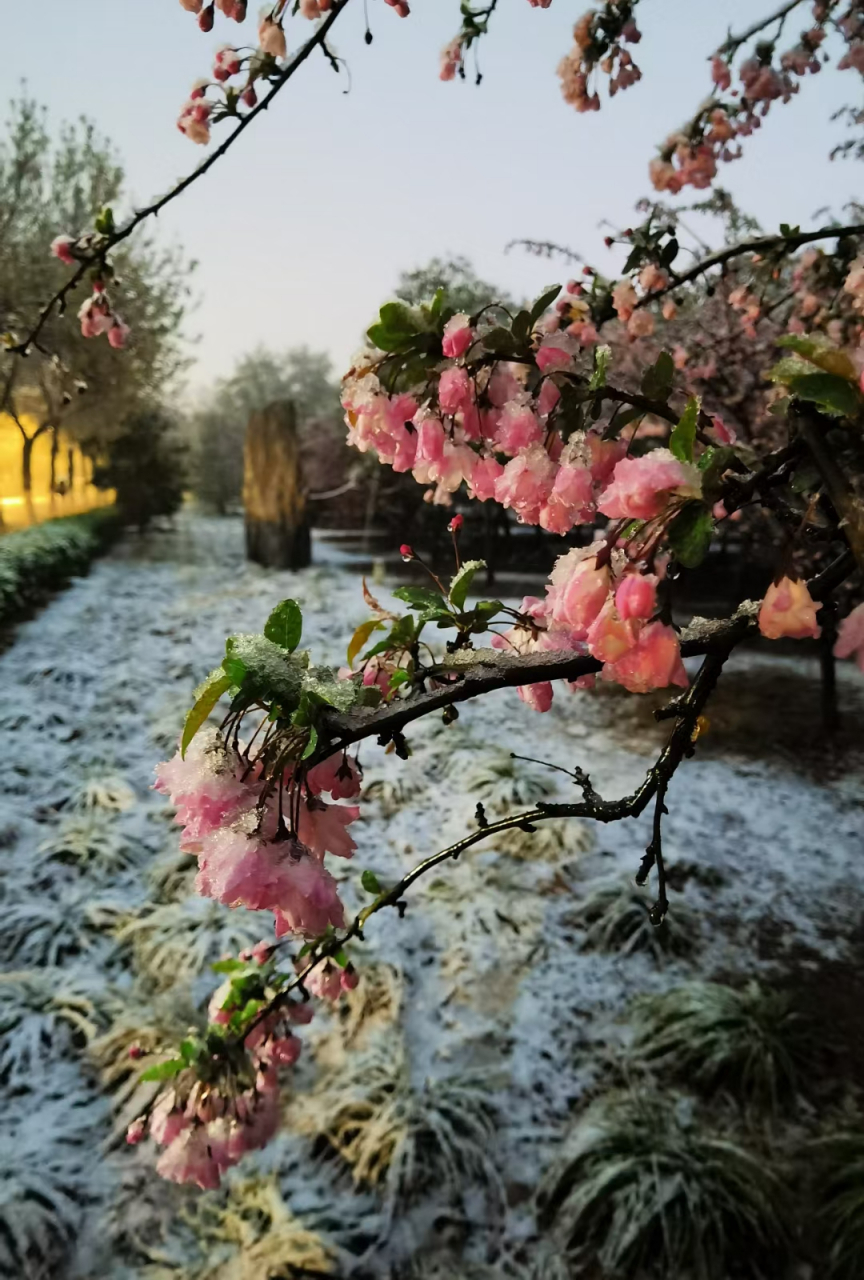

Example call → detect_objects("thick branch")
638 222 864 308
717 0 808 58
7 0 353 358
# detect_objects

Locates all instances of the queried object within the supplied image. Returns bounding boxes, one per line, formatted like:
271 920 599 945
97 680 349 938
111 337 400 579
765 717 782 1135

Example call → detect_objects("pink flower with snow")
442 314 474 358
50 235 76 266
758 576 822 640
438 365 472 415
487 362 524 407
494 401 544 456
537 379 561 418
602 621 688 693
536 336 575 373
107 320 130 350
615 573 658 621
494 444 557 523
154 734 259 850
150 1091 189 1148
598 448 701 520
538 462 595 534
467 455 504 501
272 854 345 937
78 293 113 339
546 546 611 637
834 602 864 672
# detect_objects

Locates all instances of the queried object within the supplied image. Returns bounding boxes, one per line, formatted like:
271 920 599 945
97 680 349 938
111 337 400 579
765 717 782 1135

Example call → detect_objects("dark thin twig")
6 0 354 357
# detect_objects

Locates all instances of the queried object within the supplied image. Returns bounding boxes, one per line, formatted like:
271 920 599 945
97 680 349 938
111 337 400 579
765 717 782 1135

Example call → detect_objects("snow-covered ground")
2 513 863 1279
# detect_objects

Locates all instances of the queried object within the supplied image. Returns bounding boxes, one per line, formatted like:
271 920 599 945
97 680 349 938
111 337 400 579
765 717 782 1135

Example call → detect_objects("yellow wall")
0 412 114 531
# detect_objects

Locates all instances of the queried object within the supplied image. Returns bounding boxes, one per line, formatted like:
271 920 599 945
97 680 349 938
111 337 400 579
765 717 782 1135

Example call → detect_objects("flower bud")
126 1118 146 1145
128 1042 144 1060
400 544 414 560
199 4 215 30
448 514 463 533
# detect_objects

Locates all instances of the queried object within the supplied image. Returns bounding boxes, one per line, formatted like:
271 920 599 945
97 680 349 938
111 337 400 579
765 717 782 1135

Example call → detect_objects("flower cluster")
154 729 361 938
557 7 642 114
77 282 129 348
124 939 353 1189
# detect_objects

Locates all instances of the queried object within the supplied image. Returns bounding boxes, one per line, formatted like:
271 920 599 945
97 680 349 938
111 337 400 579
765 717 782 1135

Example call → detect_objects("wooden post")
243 401 311 569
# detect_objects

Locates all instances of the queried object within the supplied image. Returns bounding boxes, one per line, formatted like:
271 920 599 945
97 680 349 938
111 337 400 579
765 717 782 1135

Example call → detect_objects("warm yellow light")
0 413 114 531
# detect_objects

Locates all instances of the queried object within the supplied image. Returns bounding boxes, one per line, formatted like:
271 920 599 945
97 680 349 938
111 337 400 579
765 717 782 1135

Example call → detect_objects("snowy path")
1 514 863 1278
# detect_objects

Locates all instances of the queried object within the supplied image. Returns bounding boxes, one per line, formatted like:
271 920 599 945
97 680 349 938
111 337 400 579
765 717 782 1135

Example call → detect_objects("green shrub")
810 1130 864 1278
570 875 699 960
0 507 118 625
537 1088 790 1279
629 981 809 1113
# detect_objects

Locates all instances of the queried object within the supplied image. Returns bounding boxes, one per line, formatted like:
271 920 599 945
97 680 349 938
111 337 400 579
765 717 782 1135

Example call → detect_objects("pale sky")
4 1 862 393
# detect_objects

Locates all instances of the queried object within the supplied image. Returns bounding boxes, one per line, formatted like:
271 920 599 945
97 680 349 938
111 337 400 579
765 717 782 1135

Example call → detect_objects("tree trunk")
819 601 840 734
49 427 59 498
67 446 75 489
243 401 311 569
22 433 34 494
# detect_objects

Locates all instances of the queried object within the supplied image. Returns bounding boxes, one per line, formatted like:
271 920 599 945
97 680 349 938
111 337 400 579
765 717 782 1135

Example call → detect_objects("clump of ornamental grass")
182 1175 338 1280
629 980 810 1113
458 750 553 815
0 890 99 967
111 897 262 990
289 1032 502 1227
809 1129 864 1278
570 875 699 960
0 969 107 1083
0 1097 94 1280
66 769 137 813
147 848 199 903
537 1088 791 1279
362 775 424 818
37 811 136 873
492 816 593 863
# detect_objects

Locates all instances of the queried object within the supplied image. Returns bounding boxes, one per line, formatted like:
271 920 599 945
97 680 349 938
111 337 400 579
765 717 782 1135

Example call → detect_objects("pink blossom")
467 455 505 501
598 449 701 520
303 959 345 1000
710 414 737 445
126 1118 146 1145
711 55 732 90
259 17 287 58
150 1091 189 1147
538 462 595 534
518 682 554 712
300 0 322 15
440 38 463 80
439 365 472 415
612 279 638 322
154 735 259 850
107 320 130 350
758 576 822 640
494 444 557 523
586 600 639 663
413 415 445 478
50 235 76 266
494 401 544 456
536 337 575 373
834 602 864 672
214 46 242 81
639 264 668 293
179 0 203 11
662 299 677 321
272 854 345 937
305 754 361 800
297 795 359 860
156 1126 222 1190
627 310 655 339
615 573 658 620
442 314 474 358
537 379 561 418
586 433 627 486
487 362 524 407
547 547 611 636
78 293 113 339
177 98 212 145
602 621 688 693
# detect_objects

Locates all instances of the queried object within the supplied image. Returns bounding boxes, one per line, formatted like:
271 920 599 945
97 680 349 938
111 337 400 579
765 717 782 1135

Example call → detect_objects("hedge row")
0 507 120 627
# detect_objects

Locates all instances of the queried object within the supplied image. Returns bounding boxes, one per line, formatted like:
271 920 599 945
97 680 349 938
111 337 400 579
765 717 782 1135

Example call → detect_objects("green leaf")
393 585 445 612
181 670 232 758
589 344 611 391
511 309 533 343
347 619 385 668
660 237 679 267
180 1037 200 1065
669 396 699 463
94 205 115 236
301 725 318 759
139 1057 185 1083
449 559 485 611
361 868 383 894
529 285 562 325
697 445 737 502
775 333 857 380
333 948 348 968
211 958 245 974
464 599 504 633
791 460 821 495
387 669 411 693
668 501 713 568
355 684 382 708
766 355 813 385
787 371 862 418
428 287 445 320
481 327 517 356
362 614 417 661
264 599 303 651
641 350 675 401
379 301 421 335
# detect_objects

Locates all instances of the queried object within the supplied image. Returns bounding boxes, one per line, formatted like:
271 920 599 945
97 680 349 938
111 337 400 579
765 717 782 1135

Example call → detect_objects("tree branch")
6 0 354 358
716 0 809 58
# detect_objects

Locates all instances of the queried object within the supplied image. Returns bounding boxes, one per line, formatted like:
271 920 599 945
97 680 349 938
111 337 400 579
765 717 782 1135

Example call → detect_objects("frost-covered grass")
0 514 863 1278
